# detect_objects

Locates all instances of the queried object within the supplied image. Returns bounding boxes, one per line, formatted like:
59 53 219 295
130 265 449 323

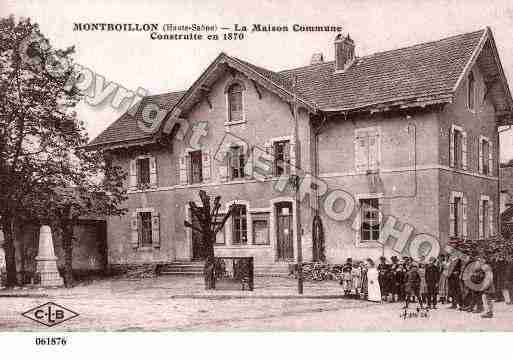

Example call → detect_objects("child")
395 264 406 302
341 258 353 296
404 262 423 309
352 262 362 298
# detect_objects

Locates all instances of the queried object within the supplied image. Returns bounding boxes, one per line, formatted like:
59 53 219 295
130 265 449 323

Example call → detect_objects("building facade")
86 27 513 270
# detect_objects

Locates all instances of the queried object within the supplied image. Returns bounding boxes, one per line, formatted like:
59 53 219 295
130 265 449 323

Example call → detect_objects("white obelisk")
35 225 63 287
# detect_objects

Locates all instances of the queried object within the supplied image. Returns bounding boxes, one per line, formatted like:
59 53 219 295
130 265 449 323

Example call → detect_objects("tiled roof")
278 29 485 110
87 29 486 147
87 90 186 146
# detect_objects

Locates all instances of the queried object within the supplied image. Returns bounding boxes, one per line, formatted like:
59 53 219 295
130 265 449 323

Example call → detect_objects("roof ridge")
278 28 486 74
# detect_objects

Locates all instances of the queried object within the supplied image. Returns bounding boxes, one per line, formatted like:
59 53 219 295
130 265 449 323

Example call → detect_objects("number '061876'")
35 337 67 345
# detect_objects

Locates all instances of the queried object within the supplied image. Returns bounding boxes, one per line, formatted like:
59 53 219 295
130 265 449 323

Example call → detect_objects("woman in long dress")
366 259 381 302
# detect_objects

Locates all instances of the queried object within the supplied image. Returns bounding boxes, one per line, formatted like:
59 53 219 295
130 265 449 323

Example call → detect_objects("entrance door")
191 211 205 260
276 202 294 261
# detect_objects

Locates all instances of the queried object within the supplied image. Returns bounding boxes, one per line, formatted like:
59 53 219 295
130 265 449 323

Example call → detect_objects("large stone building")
86 28 513 272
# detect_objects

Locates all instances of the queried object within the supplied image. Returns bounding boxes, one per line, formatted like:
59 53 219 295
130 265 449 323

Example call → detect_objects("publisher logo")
22 302 79 327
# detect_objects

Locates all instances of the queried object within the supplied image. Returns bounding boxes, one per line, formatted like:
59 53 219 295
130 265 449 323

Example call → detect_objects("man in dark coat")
425 257 440 309
404 262 423 309
447 257 463 309
377 256 389 301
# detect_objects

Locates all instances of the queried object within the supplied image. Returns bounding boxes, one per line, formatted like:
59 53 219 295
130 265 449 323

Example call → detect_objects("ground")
1 275 513 331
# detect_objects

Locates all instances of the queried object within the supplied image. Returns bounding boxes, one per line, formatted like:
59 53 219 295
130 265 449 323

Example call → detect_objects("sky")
4 0 513 161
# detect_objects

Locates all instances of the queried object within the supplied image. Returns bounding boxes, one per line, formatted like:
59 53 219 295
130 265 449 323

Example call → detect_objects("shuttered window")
355 127 379 173
449 192 467 239
189 150 203 184
137 158 150 186
138 212 152 247
273 140 290 176
479 137 492 176
479 196 494 239
229 146 245 180
450 126 467 170
228 84 243 122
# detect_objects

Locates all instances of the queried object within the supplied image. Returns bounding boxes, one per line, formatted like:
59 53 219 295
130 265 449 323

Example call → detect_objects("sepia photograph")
2 0 513 356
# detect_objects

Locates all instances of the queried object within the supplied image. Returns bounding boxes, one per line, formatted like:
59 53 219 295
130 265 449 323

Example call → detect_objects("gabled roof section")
86 27 513 149
86 90 186 148
280 29 487 111
158 52 317 135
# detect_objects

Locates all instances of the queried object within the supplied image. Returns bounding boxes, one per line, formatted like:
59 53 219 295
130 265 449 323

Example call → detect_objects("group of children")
339 255 442 309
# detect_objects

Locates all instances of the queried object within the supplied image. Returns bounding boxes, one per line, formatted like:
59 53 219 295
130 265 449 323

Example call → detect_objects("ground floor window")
232 204 248 244
138 211 153 247
252 212 270 245
360 198 380 241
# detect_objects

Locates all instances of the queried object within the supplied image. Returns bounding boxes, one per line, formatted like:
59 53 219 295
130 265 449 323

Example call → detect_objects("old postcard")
1 0 513 356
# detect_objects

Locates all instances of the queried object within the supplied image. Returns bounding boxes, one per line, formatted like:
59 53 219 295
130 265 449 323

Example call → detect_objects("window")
228 83 243 122
189 150 203 184
355 127 379 173
479 195 494 239
138 211 152 247
449 192 467 239
454 128 463 168
252 213 270 245
360 198 380 241
137 158 150 186
482 199 489 238
450 126 467 170
232 204 248 244
468 72 475 111
273 140 290 176
482 141 490 175
479 137 492 175
229 146 246 180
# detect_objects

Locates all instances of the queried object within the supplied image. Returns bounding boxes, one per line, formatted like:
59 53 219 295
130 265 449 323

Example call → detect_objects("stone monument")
35 225 63 287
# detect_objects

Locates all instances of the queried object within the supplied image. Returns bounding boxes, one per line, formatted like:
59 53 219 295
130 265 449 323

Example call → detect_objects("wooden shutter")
461 132 468 170
488 141 493 176
265 143 274 178
152 212 160 248
462 195 468 238
489 200 494 236
283 141 291 174
479 200 484 240
244 146 253 178
449 127 455 168
130 212 139 249
449 196 455 237
369 134 379 171
178 155 188 185
355 134 368 173
129 159 137 189
202 149 211 181
478 138 483 174
149 156 157 188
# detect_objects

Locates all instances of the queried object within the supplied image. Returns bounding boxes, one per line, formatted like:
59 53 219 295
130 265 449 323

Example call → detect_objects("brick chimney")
334 33 355 72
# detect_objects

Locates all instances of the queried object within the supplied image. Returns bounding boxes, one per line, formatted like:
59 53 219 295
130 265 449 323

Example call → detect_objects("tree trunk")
203 233 215 290
1 216 18 287
62 222 74 288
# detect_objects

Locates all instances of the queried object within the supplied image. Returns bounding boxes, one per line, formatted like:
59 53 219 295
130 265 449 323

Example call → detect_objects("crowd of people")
339 253 513 319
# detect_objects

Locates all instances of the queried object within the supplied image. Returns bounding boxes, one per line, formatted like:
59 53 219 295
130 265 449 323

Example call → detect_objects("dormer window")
228 83 243 122
468 71 475 111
